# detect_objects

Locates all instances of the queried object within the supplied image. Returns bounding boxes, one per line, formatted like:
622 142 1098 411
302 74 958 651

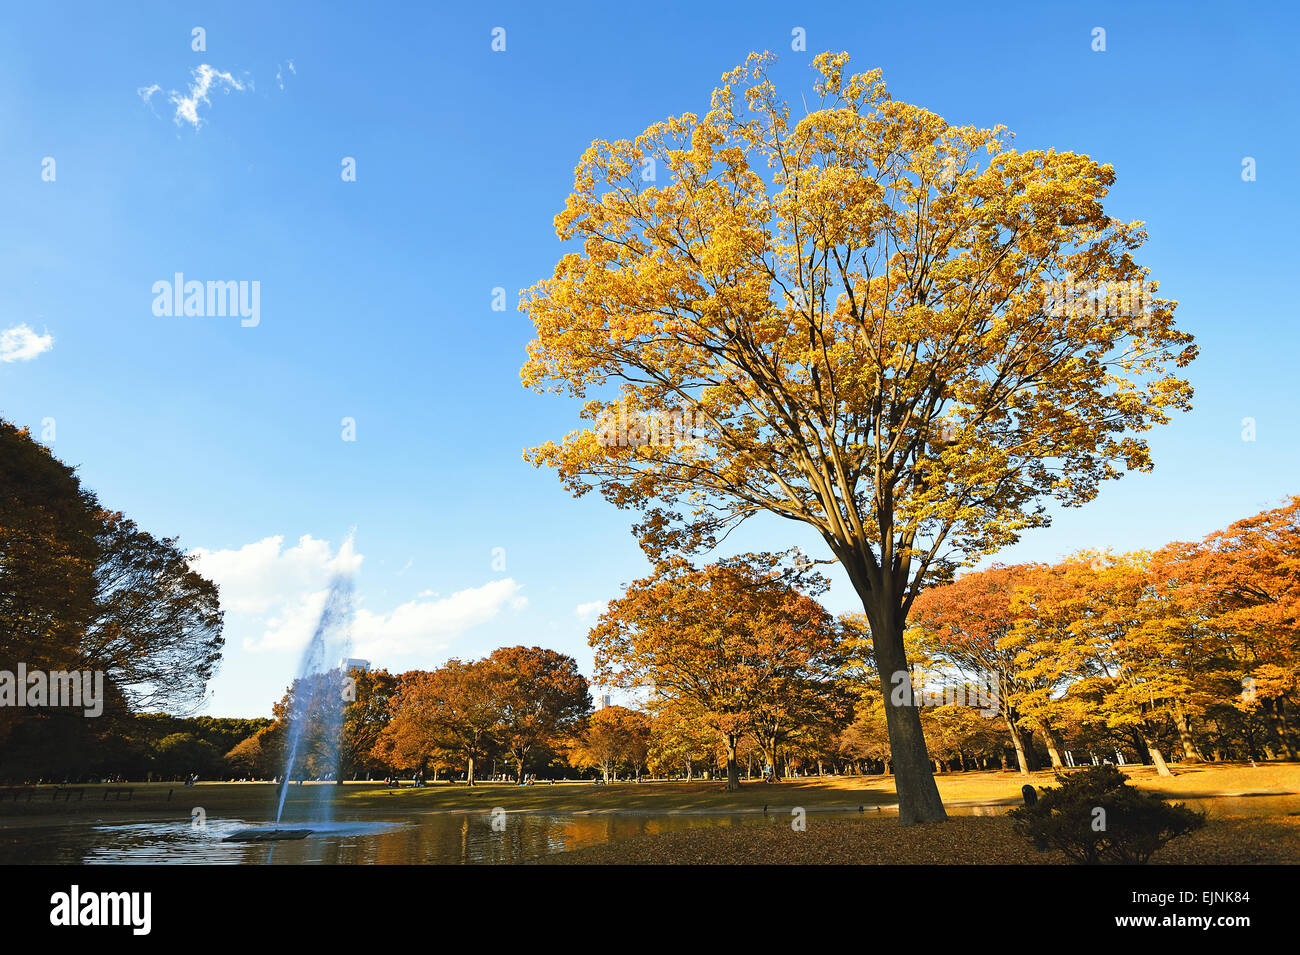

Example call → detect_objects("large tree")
1005 554 1182 775
589 553 849 790
0 419 224 769
339 667 399 781
87 512 224 712
487 646 592 782
376 660 502 785
521 53 1195 822
0 420 101 677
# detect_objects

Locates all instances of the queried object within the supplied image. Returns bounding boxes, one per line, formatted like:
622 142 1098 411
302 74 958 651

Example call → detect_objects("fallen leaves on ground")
538 815 1300 865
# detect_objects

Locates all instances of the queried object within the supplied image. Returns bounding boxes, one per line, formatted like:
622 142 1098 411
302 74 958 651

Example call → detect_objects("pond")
0 794 1291 864
0 811 808 864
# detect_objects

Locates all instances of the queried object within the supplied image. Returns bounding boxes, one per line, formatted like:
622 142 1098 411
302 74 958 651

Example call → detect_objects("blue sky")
2 1 1296 717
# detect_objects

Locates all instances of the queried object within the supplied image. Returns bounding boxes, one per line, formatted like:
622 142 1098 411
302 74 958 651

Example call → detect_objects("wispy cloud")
0 324 54 363
575 600 604 619
275 59 295 91
138 65 250 129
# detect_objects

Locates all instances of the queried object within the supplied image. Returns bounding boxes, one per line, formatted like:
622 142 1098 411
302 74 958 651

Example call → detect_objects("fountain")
224 567 356 843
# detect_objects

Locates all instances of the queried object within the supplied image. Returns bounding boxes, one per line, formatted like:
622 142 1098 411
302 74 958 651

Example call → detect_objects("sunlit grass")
3 762 1294 821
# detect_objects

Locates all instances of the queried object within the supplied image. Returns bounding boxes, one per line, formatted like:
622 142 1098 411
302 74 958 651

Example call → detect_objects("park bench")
102 787 134 801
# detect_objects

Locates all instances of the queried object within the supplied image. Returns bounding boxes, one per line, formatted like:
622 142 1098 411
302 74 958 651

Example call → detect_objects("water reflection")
0 794 1292 864
0 811 797 865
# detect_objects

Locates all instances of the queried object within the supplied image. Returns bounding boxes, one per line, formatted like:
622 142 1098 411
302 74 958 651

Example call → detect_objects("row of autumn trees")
233 496 1295 791
39 500 1291 790
591 499 1298 789
0 420 225 782
907 497 1300 776
228 647 594 785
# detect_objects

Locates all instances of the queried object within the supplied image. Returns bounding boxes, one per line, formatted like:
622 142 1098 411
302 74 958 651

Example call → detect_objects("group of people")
383 772 428 788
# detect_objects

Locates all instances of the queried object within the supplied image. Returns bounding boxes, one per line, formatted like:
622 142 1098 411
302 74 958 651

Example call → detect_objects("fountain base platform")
222 828 313 842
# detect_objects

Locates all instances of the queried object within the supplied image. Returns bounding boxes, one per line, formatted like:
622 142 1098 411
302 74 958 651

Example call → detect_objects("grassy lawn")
3 762 1295 822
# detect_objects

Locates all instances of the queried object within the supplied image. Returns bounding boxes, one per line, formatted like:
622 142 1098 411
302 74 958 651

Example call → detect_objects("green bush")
1008 764 1206 864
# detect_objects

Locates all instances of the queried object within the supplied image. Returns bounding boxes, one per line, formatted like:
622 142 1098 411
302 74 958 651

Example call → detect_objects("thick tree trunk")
466 756 475 787
1129 730 1151 765
724 733 740 792
869 610 947 824
1140 730 1173 777
837 541 947 823
1004 713 1036 775
763 736 778 782
1263 699 1299 759
1043 726 1066 769
1172 701 1202 762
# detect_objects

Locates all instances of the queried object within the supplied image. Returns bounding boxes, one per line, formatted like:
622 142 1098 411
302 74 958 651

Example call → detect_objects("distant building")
596 694 611 710
339 658 370 673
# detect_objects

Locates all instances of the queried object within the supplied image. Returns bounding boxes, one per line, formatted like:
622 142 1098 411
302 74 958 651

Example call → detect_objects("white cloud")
190 534 527 660
352 579 527 659
191 534 360 616
575 601 604 619
139 65 249 129
0 324 53 363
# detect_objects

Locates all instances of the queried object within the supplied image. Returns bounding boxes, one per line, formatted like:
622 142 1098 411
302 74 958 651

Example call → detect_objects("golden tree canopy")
522 51 1196 609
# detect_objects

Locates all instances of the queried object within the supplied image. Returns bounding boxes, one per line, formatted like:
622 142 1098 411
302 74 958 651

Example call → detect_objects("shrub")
1008 764 1206 864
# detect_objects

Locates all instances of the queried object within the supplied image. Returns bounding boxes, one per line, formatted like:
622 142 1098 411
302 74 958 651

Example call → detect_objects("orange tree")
486 646 592 781
1006 553 1187 775
647 695 717 780
520 52 1196 822
339 667 399 782
1155 499 1300 758
588 553 849 791
571 704 652 781
374 660 502 785
909 563 1063 774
